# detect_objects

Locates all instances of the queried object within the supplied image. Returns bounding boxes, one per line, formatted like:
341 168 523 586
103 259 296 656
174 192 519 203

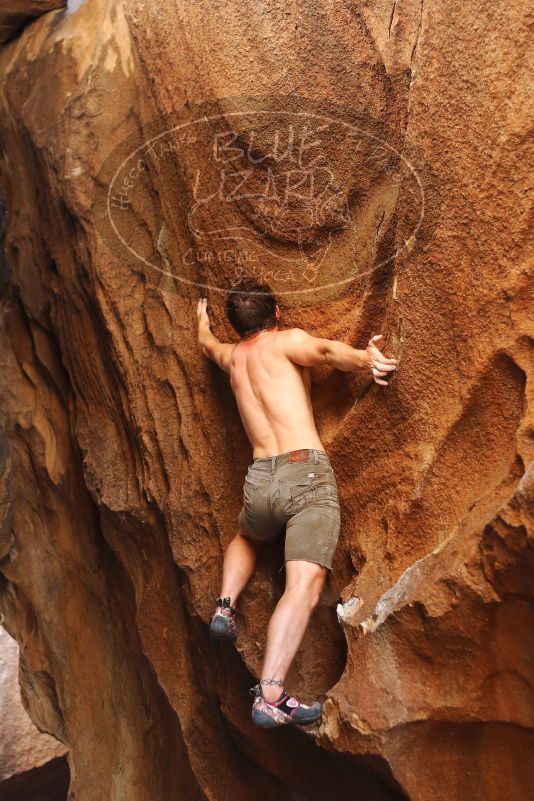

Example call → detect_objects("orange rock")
0 1 532 799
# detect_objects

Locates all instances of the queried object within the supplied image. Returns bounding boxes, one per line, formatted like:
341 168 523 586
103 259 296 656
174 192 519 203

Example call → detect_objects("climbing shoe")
249 683 323 728
209 597 237 640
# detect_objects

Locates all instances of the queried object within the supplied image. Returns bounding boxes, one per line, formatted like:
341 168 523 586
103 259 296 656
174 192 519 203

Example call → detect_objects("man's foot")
209 597 237 640
249 683 323 728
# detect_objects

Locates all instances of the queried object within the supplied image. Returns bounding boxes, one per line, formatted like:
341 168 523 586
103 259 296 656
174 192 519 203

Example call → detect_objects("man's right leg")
259 559 327 702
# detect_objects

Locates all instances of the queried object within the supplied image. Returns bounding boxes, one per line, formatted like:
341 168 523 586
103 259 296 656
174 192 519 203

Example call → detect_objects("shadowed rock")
0 0 65 43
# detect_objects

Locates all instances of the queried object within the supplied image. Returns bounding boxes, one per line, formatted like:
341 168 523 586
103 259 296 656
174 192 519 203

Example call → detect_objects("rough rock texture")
0 0 65 43
0 626 68 801
0 2 532 801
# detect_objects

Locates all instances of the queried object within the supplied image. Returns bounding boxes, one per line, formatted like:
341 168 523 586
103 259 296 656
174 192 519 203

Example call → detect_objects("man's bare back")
229 329 323 458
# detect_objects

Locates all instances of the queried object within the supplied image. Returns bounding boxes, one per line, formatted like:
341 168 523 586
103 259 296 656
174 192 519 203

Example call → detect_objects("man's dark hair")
226 278 278 337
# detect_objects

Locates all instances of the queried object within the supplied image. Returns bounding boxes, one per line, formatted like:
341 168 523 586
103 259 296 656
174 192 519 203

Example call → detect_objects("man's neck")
241 326 278 342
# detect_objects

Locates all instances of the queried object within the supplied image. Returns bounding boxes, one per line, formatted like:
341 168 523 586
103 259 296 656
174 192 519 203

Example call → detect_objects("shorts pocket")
309 469 335 503
312 480 334 503
278 464 337 516
288 480 314 514
243 477 262 520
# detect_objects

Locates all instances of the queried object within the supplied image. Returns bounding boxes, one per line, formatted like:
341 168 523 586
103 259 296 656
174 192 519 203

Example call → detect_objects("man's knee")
308 585 322 609
284 583 321 611
284 563 326 609
310 569 327 607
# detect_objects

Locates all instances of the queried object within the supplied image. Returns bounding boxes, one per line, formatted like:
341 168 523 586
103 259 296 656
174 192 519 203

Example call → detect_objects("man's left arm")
196 297 236 374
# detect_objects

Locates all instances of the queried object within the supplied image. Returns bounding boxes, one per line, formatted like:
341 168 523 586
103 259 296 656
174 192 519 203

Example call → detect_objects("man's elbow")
320 340 337 366
200 342 213 360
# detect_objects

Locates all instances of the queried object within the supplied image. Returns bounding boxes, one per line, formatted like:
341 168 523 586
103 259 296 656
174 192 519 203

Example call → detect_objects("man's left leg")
219 529 259 606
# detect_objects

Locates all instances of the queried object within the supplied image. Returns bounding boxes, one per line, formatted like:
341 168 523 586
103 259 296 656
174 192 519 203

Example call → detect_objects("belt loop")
313 448 318 464
271 455 275 474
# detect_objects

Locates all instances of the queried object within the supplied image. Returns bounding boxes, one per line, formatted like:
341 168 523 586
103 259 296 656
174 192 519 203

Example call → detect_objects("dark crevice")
213 636 409 801
0 755 70 801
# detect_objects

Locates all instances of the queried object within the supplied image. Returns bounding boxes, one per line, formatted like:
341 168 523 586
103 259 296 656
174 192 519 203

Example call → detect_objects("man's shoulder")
272 328 315 362
278 327 310 340
278 327 315 349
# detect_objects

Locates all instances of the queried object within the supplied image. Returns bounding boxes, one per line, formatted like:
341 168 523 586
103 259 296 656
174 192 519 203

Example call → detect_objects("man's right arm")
282 327 398 381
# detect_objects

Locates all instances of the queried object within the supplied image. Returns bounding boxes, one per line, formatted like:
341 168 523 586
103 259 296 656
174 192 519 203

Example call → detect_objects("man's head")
226 278 280 338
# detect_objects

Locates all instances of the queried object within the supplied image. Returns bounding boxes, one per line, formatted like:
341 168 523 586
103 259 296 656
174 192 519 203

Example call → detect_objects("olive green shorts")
237 448 341 571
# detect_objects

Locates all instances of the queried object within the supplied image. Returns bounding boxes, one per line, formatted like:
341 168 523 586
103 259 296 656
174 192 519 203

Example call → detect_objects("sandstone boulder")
0 1 531 800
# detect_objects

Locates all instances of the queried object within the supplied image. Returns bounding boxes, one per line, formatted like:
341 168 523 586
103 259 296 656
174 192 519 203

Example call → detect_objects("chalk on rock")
336 596 363 624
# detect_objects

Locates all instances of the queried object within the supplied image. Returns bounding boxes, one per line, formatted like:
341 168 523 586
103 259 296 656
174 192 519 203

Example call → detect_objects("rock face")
0 2 532 800
0 0 65 43
0 627 69 801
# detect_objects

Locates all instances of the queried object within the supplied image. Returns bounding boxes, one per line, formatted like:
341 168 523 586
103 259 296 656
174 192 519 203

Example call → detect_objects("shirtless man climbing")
196 277 398 729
